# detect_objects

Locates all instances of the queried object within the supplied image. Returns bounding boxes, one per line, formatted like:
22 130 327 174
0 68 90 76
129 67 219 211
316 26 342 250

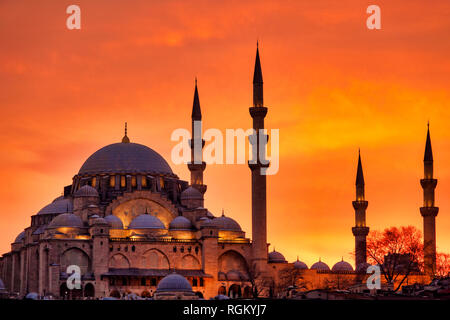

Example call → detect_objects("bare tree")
275 266 309 297
436 252 450 278
366 226 423 292
244 263 273 298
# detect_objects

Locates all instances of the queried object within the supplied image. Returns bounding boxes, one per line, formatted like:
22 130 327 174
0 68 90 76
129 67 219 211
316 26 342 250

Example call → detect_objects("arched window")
120 176 126 188
131 176 137 187
142 176 147 187
131 246 135 252
110 176 115 187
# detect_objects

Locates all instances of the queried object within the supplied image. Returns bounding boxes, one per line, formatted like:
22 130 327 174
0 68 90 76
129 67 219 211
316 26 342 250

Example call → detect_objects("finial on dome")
297 255 299 261
122 122 130 143
221 208 225 217
342 256 344 262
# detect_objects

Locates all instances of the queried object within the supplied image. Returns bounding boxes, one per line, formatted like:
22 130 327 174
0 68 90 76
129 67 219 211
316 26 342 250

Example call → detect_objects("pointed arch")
109 253 130 269
142 249 169 269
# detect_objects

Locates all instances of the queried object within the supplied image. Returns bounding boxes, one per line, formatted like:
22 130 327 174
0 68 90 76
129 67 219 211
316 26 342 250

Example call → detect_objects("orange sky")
0 0 449 268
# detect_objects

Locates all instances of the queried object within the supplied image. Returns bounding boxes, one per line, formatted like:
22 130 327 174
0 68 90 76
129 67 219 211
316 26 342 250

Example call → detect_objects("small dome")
156 273 192 292
14 231 25 243
268 250 287 263
128 214 165 229
180 187 203 200
356 262 371 273
332 259 354 272
92 217 108 225
37 197 73 215
311 260 330 271
74 185 99 197
48 213 84 229
293 258 308 270
206 212 241 231
169 216 192 230
104 215 124 229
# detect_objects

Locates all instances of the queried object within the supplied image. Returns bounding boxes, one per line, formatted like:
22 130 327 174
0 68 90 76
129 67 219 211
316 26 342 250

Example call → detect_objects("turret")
187 79 207 195
420 123 439 275
352 150 369 269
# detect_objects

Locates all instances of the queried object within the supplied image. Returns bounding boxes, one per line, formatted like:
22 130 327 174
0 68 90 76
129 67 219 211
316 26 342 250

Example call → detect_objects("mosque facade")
0 46 436 299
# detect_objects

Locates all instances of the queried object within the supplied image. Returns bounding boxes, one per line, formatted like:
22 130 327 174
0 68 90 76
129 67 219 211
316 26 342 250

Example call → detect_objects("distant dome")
74 185 99 197
268 250 287 263
206 213 241 231
156 273 192 292
92 217 108 225
78 142 173 176
128 214 165 230
48 213 84 229
311 260 330 271
293 258 308 270
180 187 203 200
14 231 25 243
169 216 192 230
37 197 73 215
332 259 354 272
356 262 371 273
104 215 124 229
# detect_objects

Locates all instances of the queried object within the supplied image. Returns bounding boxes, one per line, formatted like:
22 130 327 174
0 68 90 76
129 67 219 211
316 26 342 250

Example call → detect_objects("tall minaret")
188 79 207 195
248 43 269 272
420 123 438 275
352 150 369 269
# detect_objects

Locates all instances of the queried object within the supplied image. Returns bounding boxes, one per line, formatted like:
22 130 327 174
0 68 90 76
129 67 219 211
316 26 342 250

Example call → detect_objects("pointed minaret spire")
253 43 264 107
356 149 365 187
424 122 433 162
191 78 202 121
122 122 130 143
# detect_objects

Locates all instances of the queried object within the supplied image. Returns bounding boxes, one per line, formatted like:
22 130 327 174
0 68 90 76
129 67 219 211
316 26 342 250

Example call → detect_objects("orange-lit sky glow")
1 0 449 268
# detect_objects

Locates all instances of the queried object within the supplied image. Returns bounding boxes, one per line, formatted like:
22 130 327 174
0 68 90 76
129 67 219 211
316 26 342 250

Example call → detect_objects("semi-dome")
14 231 25 243
32 225 47 235
74 185 99 197
180 187 203 200
78 142 173 176
332 259 354 272
128 214 165 229
169 216 192 230
293 258 308 270
37 197 73 215
268 250 287 263
311 260 330 271
104 215 124 229
156 273 192 292
48 213 84 229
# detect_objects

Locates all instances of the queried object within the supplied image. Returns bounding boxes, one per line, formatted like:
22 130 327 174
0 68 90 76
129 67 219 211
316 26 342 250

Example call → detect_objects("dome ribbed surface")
128 214 165 229
74 185 99 197
37 197 73 215
48 213 84 229
332 260 354 272
311 261 330 271
78 142 173 176
104 215 124 229
156 273 192 292
268 250 287 263
169 216 192 230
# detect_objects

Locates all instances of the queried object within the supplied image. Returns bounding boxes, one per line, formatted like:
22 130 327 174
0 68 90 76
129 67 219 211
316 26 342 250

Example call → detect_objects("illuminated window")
110 176 115 187
120 176 126 188
131 176 137 187
142 176 147 187
91 177 97 187
160 177 165 189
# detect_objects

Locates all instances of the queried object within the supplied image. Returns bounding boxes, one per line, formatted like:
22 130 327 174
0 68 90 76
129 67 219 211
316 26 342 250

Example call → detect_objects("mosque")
0 46 437 299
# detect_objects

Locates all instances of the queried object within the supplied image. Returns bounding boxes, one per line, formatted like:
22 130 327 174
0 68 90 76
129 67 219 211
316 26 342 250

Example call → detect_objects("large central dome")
78 142 173 176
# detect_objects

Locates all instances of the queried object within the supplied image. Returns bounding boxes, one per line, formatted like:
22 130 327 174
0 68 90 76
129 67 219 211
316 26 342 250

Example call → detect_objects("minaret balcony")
420 206 439 217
